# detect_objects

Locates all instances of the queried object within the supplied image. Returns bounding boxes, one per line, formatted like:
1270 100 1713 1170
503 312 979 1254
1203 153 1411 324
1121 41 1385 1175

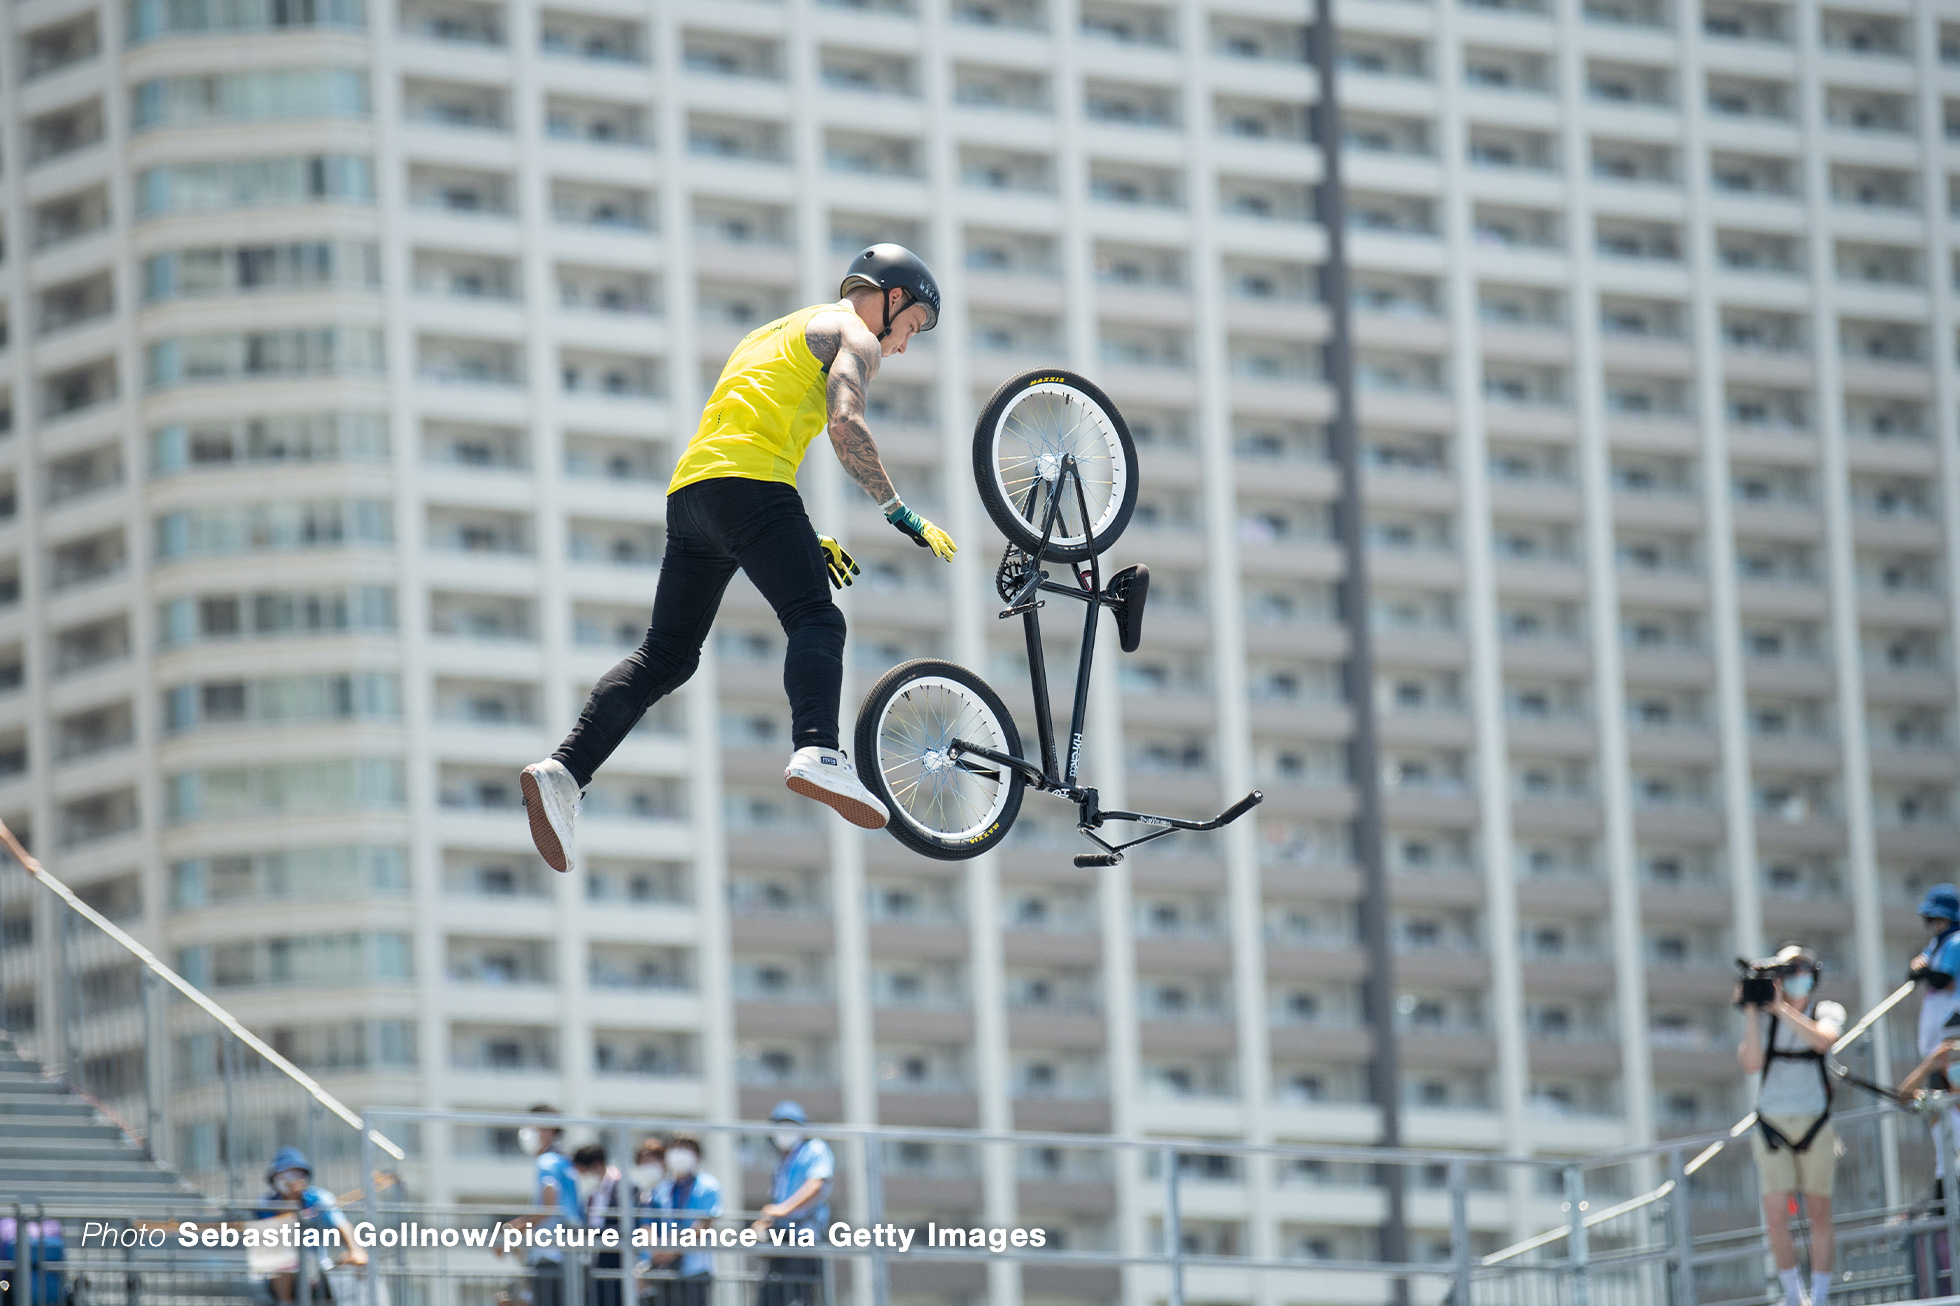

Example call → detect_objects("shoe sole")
786 773 889 830
520 768 571 872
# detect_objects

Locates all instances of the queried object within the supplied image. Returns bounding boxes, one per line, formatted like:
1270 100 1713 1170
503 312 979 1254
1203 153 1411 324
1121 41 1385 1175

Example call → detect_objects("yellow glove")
886 503 957 561
816 534 858 589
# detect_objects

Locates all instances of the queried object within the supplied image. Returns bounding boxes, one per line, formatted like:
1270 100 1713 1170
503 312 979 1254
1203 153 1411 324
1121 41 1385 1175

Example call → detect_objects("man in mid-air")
522 245 956 870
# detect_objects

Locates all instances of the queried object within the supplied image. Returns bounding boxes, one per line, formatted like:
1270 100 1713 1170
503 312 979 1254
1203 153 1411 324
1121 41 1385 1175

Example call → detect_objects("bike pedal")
1073 852 1122 868
998 600 1045 618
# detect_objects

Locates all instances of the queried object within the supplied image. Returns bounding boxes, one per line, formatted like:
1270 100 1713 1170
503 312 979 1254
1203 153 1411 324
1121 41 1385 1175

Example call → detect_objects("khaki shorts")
1751 1115 1837 1196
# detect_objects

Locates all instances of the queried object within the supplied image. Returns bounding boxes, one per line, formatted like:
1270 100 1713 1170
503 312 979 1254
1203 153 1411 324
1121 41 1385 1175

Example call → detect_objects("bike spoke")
876 676 1012 840
995 389 1124 542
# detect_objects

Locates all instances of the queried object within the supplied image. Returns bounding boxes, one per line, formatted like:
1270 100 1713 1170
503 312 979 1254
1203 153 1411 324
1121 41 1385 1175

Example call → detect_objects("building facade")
2 0 1957 1298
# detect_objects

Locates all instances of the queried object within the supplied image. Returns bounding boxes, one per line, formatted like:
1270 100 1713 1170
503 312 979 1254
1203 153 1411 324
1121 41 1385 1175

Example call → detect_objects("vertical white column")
0 0 53 1058
1427 0 1533 1227
1549 0 1656 1151
1673 0 1766 970
649 6 737 1179
787 13 880 1298
363 0 450 1145
1171 3 1274 1291
97 0 167 971
908 9 1024 1301
1791 0 1888 1057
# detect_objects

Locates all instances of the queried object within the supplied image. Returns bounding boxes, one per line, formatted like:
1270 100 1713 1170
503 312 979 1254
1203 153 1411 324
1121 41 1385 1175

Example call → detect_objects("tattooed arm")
809 308 897 504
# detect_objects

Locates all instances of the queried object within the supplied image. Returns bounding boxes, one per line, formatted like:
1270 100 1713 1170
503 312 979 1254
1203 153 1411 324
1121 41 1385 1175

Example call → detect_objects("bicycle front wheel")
856 659 1026 860
973 367 1138 562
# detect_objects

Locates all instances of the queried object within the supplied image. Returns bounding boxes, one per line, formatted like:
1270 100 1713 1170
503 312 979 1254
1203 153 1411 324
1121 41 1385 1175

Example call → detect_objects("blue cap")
267 1146 311 1180
769 1100 807 1125
1921 885 1960 921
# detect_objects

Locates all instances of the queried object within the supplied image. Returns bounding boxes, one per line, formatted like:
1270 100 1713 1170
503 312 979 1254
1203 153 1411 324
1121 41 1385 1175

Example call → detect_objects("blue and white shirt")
646 1172 724 1278
770 1139 834 1231
529 1148 582 1265
1920 929 1960 1058
255 1185 348 1236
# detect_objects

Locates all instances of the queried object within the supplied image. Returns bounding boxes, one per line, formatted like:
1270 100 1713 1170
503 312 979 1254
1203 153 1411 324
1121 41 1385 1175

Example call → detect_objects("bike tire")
855 658 1026 861
972 367 1139 562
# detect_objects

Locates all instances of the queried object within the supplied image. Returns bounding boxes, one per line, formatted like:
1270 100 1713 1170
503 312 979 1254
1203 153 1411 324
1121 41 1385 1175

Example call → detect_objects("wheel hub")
1036 451 1062 481
921 749 953 774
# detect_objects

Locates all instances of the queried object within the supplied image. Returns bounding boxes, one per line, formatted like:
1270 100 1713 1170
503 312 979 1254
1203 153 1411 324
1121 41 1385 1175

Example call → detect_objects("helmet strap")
874 288 915 342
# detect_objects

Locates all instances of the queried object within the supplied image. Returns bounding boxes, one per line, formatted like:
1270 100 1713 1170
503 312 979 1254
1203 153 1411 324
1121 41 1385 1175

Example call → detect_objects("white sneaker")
784 746 889 830
520 759 582 873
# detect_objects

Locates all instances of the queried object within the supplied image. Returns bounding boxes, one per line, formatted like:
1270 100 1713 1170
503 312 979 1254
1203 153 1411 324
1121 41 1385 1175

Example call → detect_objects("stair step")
0 1139 151 1161
0 1096 98 1115
0 1029 202 1211
0 1159 183 1183
0 1184 200 1205
0 1119 127 1140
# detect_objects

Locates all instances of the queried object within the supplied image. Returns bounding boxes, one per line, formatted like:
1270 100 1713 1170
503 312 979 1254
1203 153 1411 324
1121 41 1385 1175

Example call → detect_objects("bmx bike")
854 367 1263 866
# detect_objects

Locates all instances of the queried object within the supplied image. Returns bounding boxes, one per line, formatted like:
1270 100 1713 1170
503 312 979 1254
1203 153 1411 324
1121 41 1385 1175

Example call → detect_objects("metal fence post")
362 1116 380 1306
1448 1158 1472 1305
1668 1146 1696 1306
1164 1145 1184 1306
307 1099 321 1186
1564 1166 1590 1306
56 909 76 1089
1944 1110 1960 1296
141 969 159 1160
864 1136 890 1306
222 1032 240 1202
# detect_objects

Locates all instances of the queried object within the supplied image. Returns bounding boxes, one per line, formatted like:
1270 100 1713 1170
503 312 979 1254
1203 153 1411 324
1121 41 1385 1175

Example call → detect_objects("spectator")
1910 885 1960 1187
645 1133 721 1306
492 1104 581 1306
628 1139 666 1205
1738 945 1843 1306
253 1147 366 1303
575 1143 629 1306
750 1102 833 1306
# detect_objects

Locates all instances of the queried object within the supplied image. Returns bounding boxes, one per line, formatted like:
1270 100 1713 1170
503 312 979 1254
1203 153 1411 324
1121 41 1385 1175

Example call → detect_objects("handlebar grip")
1219 790 1264 826
1073 853 1122 868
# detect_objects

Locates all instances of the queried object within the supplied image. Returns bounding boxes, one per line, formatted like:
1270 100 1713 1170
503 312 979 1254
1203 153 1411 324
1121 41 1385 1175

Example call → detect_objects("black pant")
554 478 846 787
754 1256 825 1306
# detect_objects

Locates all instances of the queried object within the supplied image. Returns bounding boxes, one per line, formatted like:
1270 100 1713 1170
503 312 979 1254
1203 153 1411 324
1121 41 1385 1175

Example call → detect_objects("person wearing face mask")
750 1102 834 1306
1738 944 1844 1306
644 1133 721 1306
492 1105 582 1306
573 1144 628 1306
629 1138 667 1207
252 1147 367 1303
1907 886 1960 1199
1910 887 1960 1069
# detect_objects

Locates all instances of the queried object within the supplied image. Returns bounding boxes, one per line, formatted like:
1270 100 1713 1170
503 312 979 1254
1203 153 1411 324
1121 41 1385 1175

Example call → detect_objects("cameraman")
1737 944 1845 1306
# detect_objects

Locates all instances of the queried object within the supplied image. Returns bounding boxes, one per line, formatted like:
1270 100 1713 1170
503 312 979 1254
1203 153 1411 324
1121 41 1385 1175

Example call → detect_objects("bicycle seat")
1107 564 1150 653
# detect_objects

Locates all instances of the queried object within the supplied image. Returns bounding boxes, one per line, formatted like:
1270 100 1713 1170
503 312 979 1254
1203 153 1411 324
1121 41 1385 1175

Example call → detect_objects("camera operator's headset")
1758 945 1833 1155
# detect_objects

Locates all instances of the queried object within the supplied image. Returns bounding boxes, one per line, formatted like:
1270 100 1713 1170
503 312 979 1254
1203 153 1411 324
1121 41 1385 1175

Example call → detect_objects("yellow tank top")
669 303 833 494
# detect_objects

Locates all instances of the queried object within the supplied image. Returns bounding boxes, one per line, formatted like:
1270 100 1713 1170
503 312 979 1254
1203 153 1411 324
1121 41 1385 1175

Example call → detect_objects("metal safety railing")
0 820 403 1203
6 1095 1960 1306
8 810 1960 1303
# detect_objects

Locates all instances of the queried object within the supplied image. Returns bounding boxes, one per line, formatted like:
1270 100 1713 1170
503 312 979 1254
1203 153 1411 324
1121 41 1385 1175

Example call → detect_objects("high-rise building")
3 0 1956 1291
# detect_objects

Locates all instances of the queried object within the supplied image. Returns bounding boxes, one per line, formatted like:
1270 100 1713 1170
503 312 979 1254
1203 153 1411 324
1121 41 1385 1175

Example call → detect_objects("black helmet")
839 243 940 338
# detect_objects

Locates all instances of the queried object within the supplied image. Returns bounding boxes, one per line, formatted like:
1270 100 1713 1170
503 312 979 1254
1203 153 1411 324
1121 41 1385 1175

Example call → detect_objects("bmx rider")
522 244 958 870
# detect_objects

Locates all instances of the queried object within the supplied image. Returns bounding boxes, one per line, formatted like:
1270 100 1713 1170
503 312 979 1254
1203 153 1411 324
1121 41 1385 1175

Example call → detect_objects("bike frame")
948 456 1261 865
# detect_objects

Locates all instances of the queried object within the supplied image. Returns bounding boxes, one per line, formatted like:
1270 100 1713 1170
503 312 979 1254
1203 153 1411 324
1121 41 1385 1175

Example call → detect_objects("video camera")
1735 955 1801 1007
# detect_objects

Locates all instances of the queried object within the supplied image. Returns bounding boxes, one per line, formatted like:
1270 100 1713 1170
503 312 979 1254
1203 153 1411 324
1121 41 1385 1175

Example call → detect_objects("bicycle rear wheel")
856 659 1025 860
973 367 1138 562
